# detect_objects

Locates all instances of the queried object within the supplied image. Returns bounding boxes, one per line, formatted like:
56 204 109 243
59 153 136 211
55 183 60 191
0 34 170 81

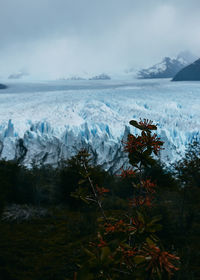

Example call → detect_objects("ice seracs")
0 79 200 172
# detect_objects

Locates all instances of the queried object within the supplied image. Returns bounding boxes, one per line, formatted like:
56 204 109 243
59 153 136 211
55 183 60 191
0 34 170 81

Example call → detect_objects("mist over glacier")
0 78 199 172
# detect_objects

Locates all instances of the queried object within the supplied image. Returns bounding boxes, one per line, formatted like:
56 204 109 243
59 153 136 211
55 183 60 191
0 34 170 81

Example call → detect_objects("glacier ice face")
0 78 200 172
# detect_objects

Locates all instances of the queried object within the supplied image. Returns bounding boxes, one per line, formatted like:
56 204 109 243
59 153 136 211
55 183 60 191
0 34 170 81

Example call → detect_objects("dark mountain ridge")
0 84 7 89
172 58 200 81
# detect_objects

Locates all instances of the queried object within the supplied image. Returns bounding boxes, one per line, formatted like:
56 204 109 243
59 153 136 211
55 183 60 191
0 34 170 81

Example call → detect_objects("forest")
0 119 199 280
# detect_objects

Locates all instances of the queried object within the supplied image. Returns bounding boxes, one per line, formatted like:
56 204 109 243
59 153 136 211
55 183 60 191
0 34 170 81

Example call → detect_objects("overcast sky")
0 0 200 79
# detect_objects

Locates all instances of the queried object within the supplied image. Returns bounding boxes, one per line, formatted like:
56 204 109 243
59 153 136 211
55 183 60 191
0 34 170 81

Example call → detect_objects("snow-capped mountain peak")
137 51 198 79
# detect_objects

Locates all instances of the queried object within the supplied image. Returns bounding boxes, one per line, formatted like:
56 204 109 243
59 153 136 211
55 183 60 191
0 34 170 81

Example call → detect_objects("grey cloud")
0 0 199 78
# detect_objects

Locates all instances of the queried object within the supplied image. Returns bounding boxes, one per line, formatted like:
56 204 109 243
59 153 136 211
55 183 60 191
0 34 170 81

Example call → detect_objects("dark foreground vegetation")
0 120 199 279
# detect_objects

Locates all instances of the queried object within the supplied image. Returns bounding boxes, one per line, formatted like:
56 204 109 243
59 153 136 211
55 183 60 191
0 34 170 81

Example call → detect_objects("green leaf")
136 211 145 224
100 247 111 262
77 267 93 280
129 120 143 130
147 224 162 232
80 196 90 204
84 248 96 258
151 215 162 223
146 237 155 246
134 255 146 264
78 179 86 185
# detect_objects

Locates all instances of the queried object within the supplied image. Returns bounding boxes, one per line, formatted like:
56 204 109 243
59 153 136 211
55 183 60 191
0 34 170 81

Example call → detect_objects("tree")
173 140 200 279
58 150 110 209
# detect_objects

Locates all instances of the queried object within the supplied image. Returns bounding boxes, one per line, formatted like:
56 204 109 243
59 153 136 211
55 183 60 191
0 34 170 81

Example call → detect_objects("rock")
89 73 111 80
172 58 200 81
0 84 7 89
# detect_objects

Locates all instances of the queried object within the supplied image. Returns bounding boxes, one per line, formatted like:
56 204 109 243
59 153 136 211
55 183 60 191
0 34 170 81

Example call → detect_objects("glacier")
0 78 200 172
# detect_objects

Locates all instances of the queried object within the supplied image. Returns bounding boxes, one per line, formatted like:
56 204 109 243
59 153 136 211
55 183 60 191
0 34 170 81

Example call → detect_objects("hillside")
173 58 200 81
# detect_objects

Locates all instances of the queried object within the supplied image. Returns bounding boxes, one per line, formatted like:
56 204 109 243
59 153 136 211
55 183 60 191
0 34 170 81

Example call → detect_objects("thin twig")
83 162 108 223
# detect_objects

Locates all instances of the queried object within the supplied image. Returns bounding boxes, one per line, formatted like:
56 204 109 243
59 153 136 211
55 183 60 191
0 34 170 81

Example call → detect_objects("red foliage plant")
74 119 179 280
142 244 180 276
118 167 136 178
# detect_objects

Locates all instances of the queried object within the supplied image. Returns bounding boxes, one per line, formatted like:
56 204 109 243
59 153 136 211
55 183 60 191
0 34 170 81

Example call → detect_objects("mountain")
89 73 111 80
67 76 86 80
138 51 197 79
172 58 200 81
0 84 7 89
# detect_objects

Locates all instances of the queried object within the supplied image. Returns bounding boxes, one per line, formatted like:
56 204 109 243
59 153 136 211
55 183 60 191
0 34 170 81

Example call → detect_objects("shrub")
73 119 179 280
